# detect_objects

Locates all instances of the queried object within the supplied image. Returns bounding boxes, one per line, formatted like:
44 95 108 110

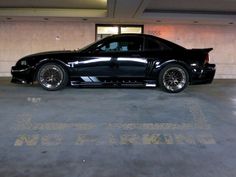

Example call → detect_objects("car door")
112 36 147 77
71 39 115 77
71 36 147 79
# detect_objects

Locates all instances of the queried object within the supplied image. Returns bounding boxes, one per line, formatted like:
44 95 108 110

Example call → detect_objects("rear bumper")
191 63 216 84
11 65 34 84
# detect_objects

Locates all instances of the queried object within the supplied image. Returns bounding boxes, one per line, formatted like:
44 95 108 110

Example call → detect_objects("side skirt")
70 76 157 88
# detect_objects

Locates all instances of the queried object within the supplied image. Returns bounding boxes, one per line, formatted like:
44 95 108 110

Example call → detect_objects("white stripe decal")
89 77 100 82
81 77 92 82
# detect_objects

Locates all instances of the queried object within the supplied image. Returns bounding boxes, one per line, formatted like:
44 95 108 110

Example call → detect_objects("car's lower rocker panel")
70 80 157 88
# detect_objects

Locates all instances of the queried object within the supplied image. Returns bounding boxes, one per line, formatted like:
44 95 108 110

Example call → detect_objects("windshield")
79 38 106 52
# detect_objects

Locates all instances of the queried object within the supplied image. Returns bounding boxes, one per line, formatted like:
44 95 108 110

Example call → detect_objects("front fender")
33 58 69 81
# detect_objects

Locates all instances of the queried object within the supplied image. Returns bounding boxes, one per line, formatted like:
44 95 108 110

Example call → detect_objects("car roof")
110 33 153 38
108 33 185 50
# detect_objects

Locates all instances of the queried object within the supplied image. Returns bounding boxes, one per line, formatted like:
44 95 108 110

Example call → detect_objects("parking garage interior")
0 0 236 177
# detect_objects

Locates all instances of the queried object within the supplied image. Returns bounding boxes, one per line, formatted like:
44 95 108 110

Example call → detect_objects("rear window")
145 37 171 51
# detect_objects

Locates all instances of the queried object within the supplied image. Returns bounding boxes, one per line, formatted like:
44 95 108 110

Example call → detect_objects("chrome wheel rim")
39 65 63 89
163 67 186 92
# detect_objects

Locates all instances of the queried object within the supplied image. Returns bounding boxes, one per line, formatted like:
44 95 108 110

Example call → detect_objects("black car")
11 34 215 93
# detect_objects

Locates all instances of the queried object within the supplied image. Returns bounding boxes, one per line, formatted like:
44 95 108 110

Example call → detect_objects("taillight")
204 54 209 64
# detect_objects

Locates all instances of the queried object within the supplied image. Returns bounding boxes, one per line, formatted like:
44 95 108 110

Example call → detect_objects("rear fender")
153 60 193 82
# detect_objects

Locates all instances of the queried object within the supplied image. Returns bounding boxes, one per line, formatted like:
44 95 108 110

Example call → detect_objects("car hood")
23 50 79 59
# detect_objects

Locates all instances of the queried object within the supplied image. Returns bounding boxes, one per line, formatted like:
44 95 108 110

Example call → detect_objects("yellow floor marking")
120 134 140 144
41 134 63 146
76 135 98 145
14 134 39 146
14 133 216 146
106 123 193 130
195 134 216 144
14 118 199 131
143 134 173 144
174 134 195 144
188 101 209 129
14 100 210 131
13 100 216 146
14 117 96 131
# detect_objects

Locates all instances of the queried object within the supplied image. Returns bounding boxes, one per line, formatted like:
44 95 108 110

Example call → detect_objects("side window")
145 37 170 51
119 37 143 52
100 42 119 52
96 37 143 53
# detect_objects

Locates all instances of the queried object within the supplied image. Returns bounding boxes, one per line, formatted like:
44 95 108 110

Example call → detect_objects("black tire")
37 63 68 91
158 64 189 93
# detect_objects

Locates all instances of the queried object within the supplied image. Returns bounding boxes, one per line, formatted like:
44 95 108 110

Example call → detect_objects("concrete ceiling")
146 0 236 12
0 0 235 25
0 0 106 9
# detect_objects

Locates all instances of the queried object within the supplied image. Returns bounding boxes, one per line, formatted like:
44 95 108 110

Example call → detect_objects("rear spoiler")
189 48 213 64
190 48 213 53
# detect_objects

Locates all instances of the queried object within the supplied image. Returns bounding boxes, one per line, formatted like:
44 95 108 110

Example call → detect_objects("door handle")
110 61 119 68
110 57 118 68
111 63 119 68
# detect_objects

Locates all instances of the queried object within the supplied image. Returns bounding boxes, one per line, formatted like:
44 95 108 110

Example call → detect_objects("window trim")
95 35 144 53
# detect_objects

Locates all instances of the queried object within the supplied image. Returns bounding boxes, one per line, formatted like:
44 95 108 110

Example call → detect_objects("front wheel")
37 63 68 91
158 64 189 93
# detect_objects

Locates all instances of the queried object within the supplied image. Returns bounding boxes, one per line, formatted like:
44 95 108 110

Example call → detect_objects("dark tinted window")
100 41 119 52
145 37 170 51
96 36 143 53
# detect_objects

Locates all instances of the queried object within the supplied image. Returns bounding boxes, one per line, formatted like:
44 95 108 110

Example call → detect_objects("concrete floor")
0 78 236 177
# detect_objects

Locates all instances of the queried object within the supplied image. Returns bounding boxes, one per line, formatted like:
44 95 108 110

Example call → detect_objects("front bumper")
191 63 216 84
11 65 34 84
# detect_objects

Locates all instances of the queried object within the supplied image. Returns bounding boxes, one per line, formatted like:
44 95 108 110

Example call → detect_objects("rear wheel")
37 63 68 91
158 64 189 93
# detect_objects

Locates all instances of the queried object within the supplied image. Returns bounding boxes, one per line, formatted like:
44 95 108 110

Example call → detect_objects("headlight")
20 60 27 65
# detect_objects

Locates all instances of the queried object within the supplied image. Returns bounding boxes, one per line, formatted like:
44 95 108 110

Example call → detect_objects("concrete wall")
0 21 235 78
145 24 236 79
0 21 95 76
